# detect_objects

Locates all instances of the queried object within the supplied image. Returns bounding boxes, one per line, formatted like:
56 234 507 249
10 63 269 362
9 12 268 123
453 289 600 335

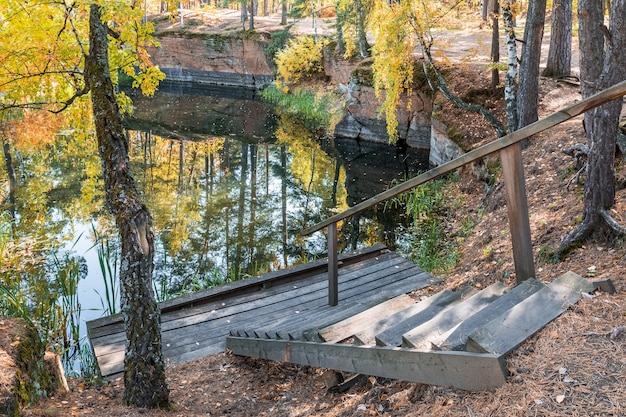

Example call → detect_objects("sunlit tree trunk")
356 0 370 57
336 0 346 56
87 4 169 408
516 0 547 128
281 0 288 25
542 0 572 77
490 0 500 91
249 0 255 30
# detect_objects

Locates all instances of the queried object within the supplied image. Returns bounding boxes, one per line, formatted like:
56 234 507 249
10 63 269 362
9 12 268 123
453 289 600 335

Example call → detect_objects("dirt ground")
11 7 626 417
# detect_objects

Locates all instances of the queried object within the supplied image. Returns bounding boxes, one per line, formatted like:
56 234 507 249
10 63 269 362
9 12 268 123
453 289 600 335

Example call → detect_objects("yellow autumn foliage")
275 37 330 92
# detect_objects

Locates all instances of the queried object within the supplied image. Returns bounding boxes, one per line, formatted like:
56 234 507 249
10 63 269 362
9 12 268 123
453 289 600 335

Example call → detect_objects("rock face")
429 119 464 166
148 33 274 89
329 60 433 150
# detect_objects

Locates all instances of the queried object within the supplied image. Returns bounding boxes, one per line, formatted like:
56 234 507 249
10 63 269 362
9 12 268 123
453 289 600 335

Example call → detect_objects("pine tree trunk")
557 0 626 257
281 0 287 25
87 4 169 408
542 0 572 77
516 0 547 128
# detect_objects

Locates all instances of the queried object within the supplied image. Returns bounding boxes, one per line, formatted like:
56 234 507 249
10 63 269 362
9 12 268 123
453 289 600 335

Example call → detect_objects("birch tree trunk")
87 4 169 408
502 2 518 133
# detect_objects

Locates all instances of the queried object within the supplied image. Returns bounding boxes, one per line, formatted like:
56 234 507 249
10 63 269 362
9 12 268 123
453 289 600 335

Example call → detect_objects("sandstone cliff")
148 33 274 89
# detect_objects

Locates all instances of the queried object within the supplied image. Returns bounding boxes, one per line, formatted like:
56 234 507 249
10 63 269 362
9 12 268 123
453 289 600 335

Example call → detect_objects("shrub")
274 36 329 91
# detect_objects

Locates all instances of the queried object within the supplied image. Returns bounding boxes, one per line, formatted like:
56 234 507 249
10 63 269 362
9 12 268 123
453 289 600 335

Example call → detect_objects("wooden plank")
402 282 509 350
264 269 435 340
97 255 423 370
466 272 595 355
89 249 434 379
166 264 429 351
89 251 381 340
438 278 545 351
300 80 626 237
318 294 417 343
86 243 389 332
90 252 404 347
225 336 508 391
500 143 535 283
374 287 477 347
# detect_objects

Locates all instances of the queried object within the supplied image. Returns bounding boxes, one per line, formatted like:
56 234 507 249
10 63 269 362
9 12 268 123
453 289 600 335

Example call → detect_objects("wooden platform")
87 244 439 380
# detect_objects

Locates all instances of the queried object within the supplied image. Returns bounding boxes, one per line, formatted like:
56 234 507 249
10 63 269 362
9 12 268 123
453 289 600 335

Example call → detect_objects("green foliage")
265 27 295 62
395 177 462 273
274 36 330 91
261 86 344 132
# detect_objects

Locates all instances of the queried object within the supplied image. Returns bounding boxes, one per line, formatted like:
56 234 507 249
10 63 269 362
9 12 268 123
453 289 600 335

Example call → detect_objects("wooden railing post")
500 142 535 283
328 223 338 306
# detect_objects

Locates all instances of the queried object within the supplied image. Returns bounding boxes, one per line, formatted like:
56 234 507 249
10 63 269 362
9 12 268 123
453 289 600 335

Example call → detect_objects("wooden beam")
500 142 535 283
466 272 595 355
226 336 508 391
301 80 626 236
328 222 338 306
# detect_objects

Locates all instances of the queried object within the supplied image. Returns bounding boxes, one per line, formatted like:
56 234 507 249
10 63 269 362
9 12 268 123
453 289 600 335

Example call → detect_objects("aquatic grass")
50 248 87 371
261 86 344 132
392 176 462 274
91 224 119 316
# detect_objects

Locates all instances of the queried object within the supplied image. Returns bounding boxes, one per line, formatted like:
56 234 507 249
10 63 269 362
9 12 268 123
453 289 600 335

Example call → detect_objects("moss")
2 318 60 414
350 61 374 87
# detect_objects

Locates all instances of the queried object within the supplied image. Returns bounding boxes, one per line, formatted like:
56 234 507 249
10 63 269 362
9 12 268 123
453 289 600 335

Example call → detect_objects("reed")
91 224 119 316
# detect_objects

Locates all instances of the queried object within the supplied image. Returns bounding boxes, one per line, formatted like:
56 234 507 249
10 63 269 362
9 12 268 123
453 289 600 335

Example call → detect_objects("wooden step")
401 282 510 350
316 294 417 343
436 278 545 351
466 272 594 355
226 336 508 392
373 286 477 347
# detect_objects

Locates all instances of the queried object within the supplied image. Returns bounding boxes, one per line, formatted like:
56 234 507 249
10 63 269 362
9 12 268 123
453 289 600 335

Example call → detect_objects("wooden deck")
87 244 439 380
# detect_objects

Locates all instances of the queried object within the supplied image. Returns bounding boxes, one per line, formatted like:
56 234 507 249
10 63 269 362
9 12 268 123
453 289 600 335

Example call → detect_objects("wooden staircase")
226 271 595 391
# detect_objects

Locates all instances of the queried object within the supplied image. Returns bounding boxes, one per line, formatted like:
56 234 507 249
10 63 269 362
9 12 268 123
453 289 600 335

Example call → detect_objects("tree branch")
412 29 507 137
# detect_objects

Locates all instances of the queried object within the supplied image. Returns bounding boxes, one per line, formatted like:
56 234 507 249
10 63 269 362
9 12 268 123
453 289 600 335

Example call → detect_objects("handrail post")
500 142 535 283
328 222 338 306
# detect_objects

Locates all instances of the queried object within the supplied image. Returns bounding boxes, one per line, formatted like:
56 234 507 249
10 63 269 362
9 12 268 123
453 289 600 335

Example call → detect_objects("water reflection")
1 84 428 317
124 82 428 295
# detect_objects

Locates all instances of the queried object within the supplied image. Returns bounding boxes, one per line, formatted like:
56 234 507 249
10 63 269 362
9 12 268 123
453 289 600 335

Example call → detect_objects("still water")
15 82 429 327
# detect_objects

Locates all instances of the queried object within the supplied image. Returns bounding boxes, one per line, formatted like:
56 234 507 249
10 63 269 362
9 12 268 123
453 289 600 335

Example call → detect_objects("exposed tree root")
600 208 626 234
556 208 626 260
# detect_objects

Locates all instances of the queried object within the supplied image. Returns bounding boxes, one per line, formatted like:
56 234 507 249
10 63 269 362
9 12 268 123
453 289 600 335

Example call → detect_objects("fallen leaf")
556 395 566 404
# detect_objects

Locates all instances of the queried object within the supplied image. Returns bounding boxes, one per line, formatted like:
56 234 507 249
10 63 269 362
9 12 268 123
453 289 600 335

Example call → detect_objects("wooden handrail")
301 79 626 237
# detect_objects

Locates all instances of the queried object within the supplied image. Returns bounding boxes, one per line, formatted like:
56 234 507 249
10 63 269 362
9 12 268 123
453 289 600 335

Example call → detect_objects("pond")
2 82 429 339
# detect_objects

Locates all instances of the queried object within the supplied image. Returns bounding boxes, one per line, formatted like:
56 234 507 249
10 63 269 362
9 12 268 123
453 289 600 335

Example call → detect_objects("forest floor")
12 7 626 417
